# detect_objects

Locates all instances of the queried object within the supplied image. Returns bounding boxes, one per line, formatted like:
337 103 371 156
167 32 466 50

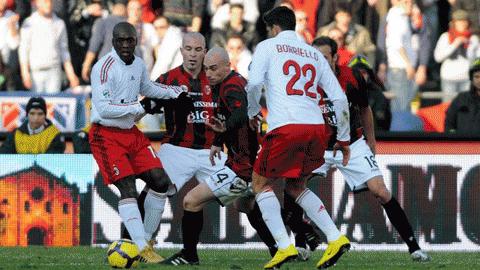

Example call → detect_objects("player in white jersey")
89 22 190 264
246 6 351 269
311 38 430 262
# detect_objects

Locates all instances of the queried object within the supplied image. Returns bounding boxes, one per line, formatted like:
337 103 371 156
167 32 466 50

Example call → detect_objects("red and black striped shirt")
156 65 216 149
213 71 259 181
320 65 369 149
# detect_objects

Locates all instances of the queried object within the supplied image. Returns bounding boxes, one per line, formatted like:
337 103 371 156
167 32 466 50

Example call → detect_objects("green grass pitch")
1 247 479 270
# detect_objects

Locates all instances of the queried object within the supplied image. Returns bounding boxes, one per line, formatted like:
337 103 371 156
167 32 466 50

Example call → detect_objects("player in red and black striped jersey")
156 64 214 149
311 37 430 262
209 69 258 181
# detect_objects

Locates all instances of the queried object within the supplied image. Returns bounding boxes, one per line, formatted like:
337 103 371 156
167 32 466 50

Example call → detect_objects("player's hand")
366 138 377 155
176 92 194 112
131 102 145 116
206 116 226 133
333 142 350 167
140 97 166 114
209 145 222 166
248 113 263 131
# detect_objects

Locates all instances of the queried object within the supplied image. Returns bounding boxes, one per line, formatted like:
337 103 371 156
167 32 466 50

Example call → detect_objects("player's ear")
333 53 338 64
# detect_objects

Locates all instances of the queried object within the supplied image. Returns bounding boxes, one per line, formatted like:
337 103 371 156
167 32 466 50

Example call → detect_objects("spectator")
0 96 66 153
295 10 313 44
445 58 480 135
315 0 336 29
385 0 417 113
18 0 79 93
209 0 259 30
162 0 206 32
0 0 20 90
287 0 319 36
81 1 127 82
349 54 392 131
225 34 251 78
67 0 107 84
451 0 480 35
409 2 430 88
209 3 258 50
434 9 480 102
377 0 430 86
149 16 183 80
126 0 158 73
317 3 376 65
327 28 355 66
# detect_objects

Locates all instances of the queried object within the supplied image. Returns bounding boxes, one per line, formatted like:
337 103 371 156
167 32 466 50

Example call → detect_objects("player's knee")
114 176 138 199
145 168 171 193
371 185 391 204
183 193 200 211
285 178 306 199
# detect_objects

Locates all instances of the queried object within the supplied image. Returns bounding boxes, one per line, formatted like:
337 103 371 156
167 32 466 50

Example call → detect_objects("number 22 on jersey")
283 60 317 99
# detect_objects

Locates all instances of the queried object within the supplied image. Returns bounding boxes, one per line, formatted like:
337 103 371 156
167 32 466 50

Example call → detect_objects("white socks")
255 190 291 249
118 198 148 250
143 189 167 241
296 189 341 242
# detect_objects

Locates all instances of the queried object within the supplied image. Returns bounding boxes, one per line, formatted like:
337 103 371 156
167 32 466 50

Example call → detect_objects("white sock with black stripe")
255 190 291 249
118 198 148 250
296 189 341 242
143 189 167 241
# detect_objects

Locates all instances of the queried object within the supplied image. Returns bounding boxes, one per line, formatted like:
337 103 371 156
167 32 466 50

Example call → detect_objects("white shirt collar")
28 123 46 135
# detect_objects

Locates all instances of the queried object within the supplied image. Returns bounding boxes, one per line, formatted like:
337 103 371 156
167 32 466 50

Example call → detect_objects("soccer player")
89 22 188 263
136 33 278 263
246 6 352 269
161 46 262 265
311 36 430 262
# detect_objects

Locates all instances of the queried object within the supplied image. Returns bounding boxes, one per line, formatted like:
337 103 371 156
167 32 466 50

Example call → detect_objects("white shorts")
205 166 252 206
158 143 227 195
312 137 382 192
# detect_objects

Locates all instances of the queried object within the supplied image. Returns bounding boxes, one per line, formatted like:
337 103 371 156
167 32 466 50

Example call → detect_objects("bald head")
204 47 231 86
205 47 230 66
180 32 207 76
182 32 206 48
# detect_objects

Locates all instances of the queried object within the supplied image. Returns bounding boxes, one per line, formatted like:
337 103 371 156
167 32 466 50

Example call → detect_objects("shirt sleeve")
246 41 268 118
18 18 32 65
317 57 350 143
140 64 185 99
445 96 460 132
90 64 139 118
46 133 66 153
88 18 104 53
59 20 71 63
224 85 249 131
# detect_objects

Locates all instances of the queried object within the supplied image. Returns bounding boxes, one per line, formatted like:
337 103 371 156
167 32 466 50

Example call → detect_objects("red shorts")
254 124 328 178
89 124 162 185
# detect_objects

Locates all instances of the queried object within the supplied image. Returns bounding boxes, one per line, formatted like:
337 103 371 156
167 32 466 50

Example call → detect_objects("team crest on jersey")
204 85 211 95
102 89 111 98
113 164 120 176
180 85 189 92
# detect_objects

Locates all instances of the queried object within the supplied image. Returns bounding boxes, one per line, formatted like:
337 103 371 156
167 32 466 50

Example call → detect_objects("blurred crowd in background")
0 0 479 134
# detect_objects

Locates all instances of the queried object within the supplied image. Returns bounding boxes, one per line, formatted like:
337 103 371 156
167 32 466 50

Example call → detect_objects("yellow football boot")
316 235 350 269
139 245 164 263
264 244 298 269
